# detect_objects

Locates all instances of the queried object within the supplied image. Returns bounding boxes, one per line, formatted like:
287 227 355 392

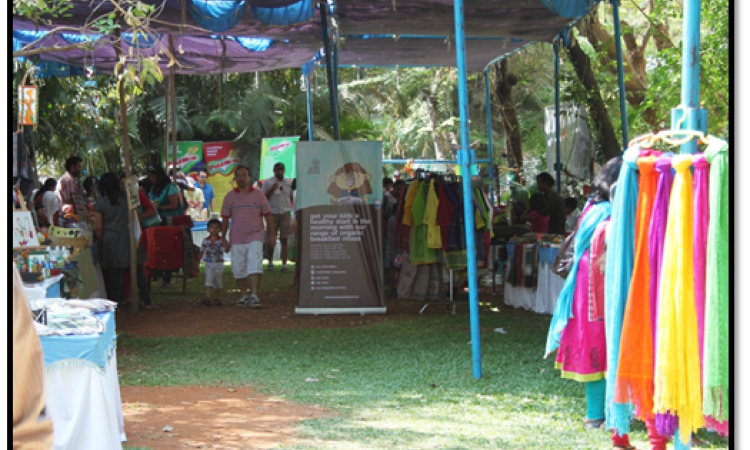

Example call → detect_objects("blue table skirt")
39 311 117 374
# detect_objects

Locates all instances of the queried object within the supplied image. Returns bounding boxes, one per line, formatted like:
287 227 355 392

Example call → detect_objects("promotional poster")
295 141 385 315
169 141 204 173
203 141 240 211
259 136 299 180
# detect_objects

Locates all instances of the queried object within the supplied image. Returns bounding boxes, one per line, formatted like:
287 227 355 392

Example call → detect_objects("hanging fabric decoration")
653 154 704 445
603 146 639 434
614 152 660 419
650 153 678 436
702 139 729 436
544 199 611 357
692 154 710 370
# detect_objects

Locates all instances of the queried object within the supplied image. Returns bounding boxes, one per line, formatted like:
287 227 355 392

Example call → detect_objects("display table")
39 311 126 450
23 274 64 300
503 243 563 315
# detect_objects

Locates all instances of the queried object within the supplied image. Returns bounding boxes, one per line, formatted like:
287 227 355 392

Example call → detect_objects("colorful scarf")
649 154 677 436
653 155 704 445
604 147 639 434
545 199 612 357
692 154 710 372
614 153 660 419
702 139 729 436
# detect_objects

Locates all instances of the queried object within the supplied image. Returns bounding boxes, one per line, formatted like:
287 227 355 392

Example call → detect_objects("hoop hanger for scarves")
628 106 719 148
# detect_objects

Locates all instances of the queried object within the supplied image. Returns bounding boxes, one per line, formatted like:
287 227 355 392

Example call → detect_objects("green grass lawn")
119 268 729 450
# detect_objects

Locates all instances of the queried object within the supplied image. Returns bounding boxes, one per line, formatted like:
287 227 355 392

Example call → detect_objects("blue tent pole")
484 70 495 207
453 0 482 379
611 0 630 150
554 41 562 193
305 71 314 141
675 0 703 156
319 4 340 140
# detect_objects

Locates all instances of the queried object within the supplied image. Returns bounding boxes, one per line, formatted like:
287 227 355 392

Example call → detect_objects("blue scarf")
604 147 640 434
545 199 612 357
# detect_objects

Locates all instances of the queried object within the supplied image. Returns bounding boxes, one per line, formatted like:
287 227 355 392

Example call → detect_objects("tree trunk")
494 59 523 172
565 33 621 160
421 71 445 160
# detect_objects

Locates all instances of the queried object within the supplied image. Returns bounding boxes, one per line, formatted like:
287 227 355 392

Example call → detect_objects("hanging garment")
410 181 441 265
702 140 729 436
604 147 639 435
435 179 455 250
614 153 660 420
649 154 677 437
401 180 421 226
424 179 443 249
444 182 467 269
545 199 612 357
692 154 710 372
653 154 704 445
394 182 412 253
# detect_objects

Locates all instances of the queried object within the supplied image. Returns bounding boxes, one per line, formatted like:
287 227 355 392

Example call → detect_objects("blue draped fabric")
122 32 162 49
539 0 599 19
39 312 117 371
190 0 247 32
62 33 102 44
213 35 274 52
250 0 314 26
36 61 86 78
604 147 639 434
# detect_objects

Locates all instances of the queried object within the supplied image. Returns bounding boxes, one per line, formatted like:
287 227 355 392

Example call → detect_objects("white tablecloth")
44 352 125 450
39 312 125 450
503 261 564 315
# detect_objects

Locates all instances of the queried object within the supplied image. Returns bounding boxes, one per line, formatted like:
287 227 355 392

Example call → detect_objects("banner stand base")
295 307 387 316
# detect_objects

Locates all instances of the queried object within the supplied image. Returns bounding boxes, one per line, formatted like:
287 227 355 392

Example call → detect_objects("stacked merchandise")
394 172 493 300
504 233 565 314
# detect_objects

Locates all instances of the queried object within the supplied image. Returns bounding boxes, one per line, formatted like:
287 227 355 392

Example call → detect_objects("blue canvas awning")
13 0 598 74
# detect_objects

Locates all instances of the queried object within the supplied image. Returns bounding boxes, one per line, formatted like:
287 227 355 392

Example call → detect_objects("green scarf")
702 139 729 425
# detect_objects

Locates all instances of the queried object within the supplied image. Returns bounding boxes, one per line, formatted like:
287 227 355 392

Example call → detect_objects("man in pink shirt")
221 165 273 307
56 156 83 205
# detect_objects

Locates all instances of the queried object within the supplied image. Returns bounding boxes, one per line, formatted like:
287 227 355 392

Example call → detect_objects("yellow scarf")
653 154 704 444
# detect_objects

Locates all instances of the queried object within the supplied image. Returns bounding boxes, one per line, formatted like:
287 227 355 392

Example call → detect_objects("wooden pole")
113 25 139 314
169 35 178 178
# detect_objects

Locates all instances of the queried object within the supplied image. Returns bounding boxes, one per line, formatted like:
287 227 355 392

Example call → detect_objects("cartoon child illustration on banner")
327 162 374 205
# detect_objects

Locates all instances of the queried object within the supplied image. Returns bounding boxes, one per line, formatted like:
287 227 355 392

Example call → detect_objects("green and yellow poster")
259 136 299 180
295 141 385 315
169 141 203 173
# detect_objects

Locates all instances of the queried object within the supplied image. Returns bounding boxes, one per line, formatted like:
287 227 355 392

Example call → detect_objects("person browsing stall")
221 165 273 308
260 162 293 272
56 155 83 205
520 193 551 233
195 170 216 218
535 172 566 235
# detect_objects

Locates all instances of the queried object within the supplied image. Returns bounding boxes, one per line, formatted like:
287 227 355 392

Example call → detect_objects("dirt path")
121 386 330 449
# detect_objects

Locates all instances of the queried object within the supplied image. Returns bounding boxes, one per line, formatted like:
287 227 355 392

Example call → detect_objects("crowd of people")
31 156 300 310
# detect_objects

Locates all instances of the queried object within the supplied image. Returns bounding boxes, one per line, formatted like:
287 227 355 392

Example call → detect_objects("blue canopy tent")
15 0 638 383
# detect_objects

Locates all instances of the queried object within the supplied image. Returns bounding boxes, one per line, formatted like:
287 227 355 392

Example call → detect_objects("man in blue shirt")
195 170 215 219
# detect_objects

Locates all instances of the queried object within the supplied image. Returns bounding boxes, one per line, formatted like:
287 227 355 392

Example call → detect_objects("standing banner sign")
295 141 385 315
259 136 299 180
203 142 240 212
170 141 204 173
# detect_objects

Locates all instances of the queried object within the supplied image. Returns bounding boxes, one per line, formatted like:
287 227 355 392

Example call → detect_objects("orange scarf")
614 154 659 418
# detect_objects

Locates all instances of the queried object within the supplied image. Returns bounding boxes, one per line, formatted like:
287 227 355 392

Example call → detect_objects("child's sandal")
213 298 223 306
200 297 212 306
